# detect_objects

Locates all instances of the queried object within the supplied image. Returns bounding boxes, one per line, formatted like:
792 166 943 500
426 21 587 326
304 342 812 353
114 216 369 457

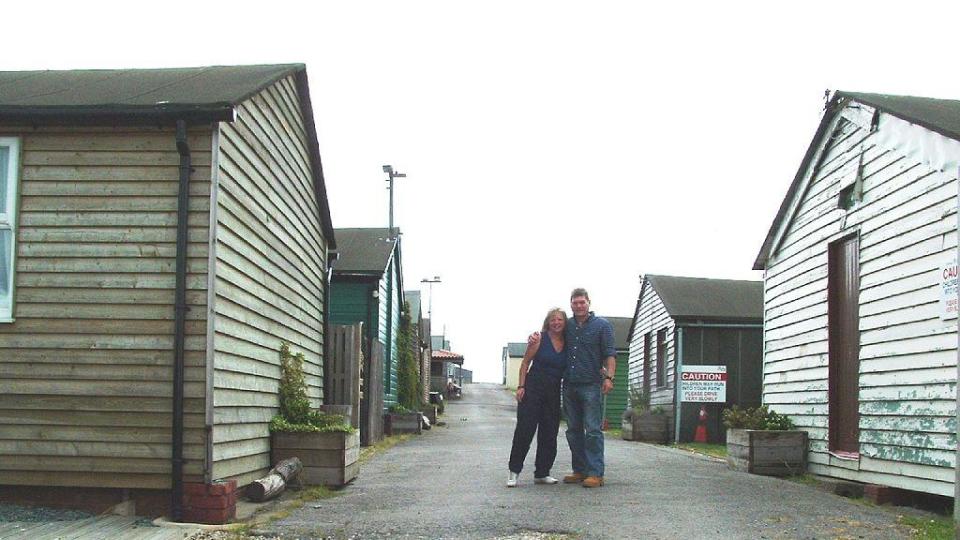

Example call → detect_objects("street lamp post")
421 276 441 322
382 165 406 234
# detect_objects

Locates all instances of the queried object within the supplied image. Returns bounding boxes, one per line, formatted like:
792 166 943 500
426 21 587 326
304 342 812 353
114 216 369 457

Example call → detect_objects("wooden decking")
0 515 198 539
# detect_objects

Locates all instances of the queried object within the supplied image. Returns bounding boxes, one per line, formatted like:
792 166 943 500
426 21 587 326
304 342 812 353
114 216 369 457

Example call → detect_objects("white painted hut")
755 91 960 496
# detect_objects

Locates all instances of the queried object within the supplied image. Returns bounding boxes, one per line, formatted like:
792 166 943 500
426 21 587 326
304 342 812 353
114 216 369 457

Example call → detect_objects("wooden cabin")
627 274 763 443
501 342 526 389
755 91 960 496
0 64 335 518
328 227 403 443
602 316 632 429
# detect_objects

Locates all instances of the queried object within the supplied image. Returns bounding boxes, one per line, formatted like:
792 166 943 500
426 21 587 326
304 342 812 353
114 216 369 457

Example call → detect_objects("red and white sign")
680 365 727 403
941 257 958 320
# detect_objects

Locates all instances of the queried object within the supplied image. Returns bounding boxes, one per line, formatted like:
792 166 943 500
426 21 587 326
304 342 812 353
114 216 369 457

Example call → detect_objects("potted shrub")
270 343 359 486
621 387 669 444
384 404 423 436
722 405 807 476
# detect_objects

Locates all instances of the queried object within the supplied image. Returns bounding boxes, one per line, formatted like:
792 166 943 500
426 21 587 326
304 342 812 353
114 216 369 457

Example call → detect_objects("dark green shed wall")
604 351 630 428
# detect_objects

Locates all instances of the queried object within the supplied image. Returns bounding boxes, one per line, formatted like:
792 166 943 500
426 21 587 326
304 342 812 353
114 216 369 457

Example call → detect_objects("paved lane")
262 383 911 539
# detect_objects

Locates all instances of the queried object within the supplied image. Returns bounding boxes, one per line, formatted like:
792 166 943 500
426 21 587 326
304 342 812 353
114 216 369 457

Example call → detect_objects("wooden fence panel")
360 341 384 446
326 324 362 428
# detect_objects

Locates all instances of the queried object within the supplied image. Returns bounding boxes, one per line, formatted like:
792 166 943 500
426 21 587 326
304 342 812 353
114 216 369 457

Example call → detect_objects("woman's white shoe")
534 476 558 484
507 472 519 487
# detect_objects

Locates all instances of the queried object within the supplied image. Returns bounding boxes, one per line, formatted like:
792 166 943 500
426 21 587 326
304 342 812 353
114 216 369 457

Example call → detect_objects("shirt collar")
572 311 595 326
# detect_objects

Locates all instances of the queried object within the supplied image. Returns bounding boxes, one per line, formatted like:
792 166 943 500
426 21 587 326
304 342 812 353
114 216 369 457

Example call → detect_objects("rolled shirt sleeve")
601 319 616 359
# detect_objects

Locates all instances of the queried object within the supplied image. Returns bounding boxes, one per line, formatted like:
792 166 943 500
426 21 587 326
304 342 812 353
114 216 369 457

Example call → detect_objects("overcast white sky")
8 1 960 383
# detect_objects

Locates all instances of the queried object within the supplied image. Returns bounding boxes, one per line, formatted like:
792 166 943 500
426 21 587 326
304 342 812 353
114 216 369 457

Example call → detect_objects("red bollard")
694 406 708 443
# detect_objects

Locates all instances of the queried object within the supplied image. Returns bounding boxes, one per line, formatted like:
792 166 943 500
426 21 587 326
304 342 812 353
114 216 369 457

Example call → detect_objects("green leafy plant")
722 405 795 431
269 343 353 434
396 301 422 411
388 404 414 414
628 386 650 414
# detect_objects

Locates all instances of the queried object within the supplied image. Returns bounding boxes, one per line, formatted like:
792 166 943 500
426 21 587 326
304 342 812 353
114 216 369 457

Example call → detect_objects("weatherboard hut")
754 91 960 497
0 64 335 522
328 227 404 445
626 274 763 443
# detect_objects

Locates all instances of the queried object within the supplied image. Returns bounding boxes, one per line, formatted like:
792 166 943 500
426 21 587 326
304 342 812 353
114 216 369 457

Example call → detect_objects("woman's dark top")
529 334 566 382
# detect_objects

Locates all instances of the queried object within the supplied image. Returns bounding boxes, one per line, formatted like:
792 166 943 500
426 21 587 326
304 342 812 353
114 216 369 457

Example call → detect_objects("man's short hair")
570 288 590 302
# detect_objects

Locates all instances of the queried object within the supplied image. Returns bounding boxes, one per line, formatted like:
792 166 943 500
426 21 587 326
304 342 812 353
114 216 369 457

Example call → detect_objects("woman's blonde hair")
541 308 568 333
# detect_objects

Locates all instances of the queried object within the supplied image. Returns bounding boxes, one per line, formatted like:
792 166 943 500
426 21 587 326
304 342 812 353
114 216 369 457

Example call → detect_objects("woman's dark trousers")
508 377 561 477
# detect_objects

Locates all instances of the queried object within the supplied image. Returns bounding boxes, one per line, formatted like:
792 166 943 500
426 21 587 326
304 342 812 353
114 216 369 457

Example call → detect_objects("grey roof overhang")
0 103 236 125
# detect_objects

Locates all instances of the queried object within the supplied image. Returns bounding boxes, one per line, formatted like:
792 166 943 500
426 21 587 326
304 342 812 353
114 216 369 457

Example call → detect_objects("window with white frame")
0 137 19 321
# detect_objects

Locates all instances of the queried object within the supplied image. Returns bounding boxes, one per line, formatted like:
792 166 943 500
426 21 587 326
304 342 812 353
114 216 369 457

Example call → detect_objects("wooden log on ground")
245 457 303 502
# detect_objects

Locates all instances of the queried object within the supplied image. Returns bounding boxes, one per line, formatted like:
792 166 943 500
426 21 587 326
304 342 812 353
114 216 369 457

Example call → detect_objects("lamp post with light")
421 276 441 323
382 164 406 235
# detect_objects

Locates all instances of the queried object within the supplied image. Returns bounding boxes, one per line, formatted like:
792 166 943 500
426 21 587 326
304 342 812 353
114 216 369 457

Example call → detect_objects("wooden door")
828 235 860 455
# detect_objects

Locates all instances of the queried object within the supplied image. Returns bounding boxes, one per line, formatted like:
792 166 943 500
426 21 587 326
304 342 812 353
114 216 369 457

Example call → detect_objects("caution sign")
680 365 727 403
941 257 958 320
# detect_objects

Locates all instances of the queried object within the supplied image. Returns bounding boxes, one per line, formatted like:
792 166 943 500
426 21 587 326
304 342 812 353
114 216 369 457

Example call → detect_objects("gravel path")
0 503 95 522
250 383 914 539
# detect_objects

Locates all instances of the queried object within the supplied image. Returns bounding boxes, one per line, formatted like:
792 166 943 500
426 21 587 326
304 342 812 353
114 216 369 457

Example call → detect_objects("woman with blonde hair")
507 307 567 487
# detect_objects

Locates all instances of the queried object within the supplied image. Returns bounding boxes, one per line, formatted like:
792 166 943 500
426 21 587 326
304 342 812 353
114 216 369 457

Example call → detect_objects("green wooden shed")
329 228 404 419
603 317 632 429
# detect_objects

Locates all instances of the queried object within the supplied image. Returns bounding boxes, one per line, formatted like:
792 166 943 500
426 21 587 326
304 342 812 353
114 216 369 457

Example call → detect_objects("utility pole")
382 164 406 235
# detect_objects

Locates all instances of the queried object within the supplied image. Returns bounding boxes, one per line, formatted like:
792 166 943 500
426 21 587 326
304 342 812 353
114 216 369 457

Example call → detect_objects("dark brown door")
828 235 860 454
643 332 652 395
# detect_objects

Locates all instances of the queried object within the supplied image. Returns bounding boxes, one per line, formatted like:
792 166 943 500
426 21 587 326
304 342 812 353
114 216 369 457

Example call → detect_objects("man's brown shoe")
562 473 585 484
582 476 604 488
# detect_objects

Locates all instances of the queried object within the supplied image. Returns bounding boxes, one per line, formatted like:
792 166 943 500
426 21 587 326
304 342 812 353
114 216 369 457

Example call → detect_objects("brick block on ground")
829 480 865 499
864 484 896 505
183 506 236 524
181 480 239 524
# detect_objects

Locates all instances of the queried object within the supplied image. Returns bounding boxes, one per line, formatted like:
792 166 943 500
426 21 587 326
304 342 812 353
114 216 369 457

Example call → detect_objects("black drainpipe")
171 120 191 522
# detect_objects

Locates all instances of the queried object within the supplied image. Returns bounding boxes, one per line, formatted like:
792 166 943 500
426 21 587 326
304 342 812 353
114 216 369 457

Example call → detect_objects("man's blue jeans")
563 381 604 477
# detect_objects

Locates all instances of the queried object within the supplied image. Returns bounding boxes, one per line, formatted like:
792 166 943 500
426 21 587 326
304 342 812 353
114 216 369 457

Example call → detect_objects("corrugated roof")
332 228 398 275
432 349 464 364
603 317 632 350
755 90 960 269
646 275 763 322
0 64 304 123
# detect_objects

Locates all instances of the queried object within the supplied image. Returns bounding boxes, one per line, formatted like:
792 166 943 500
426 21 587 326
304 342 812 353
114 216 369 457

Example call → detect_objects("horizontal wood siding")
383 258 401 410
604 351 630 428
627 279 676 410
212 76 327 486
0 126 212 489
764 110 959 496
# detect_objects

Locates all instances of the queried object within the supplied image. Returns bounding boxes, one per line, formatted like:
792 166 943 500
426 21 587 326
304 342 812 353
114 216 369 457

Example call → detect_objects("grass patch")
604 428 622 439
785 474 821 487
298 486 337 501
671 442 727 458
359 434 413 464
899 515 955 539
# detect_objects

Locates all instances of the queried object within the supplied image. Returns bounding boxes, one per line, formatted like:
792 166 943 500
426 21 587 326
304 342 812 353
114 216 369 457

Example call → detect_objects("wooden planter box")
272 431 360 486
726 429 808 476
384 412 422 436
621 411 669 443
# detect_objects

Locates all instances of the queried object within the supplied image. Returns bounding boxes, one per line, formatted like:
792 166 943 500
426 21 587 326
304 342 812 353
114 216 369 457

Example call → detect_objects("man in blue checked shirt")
530 287 616 488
